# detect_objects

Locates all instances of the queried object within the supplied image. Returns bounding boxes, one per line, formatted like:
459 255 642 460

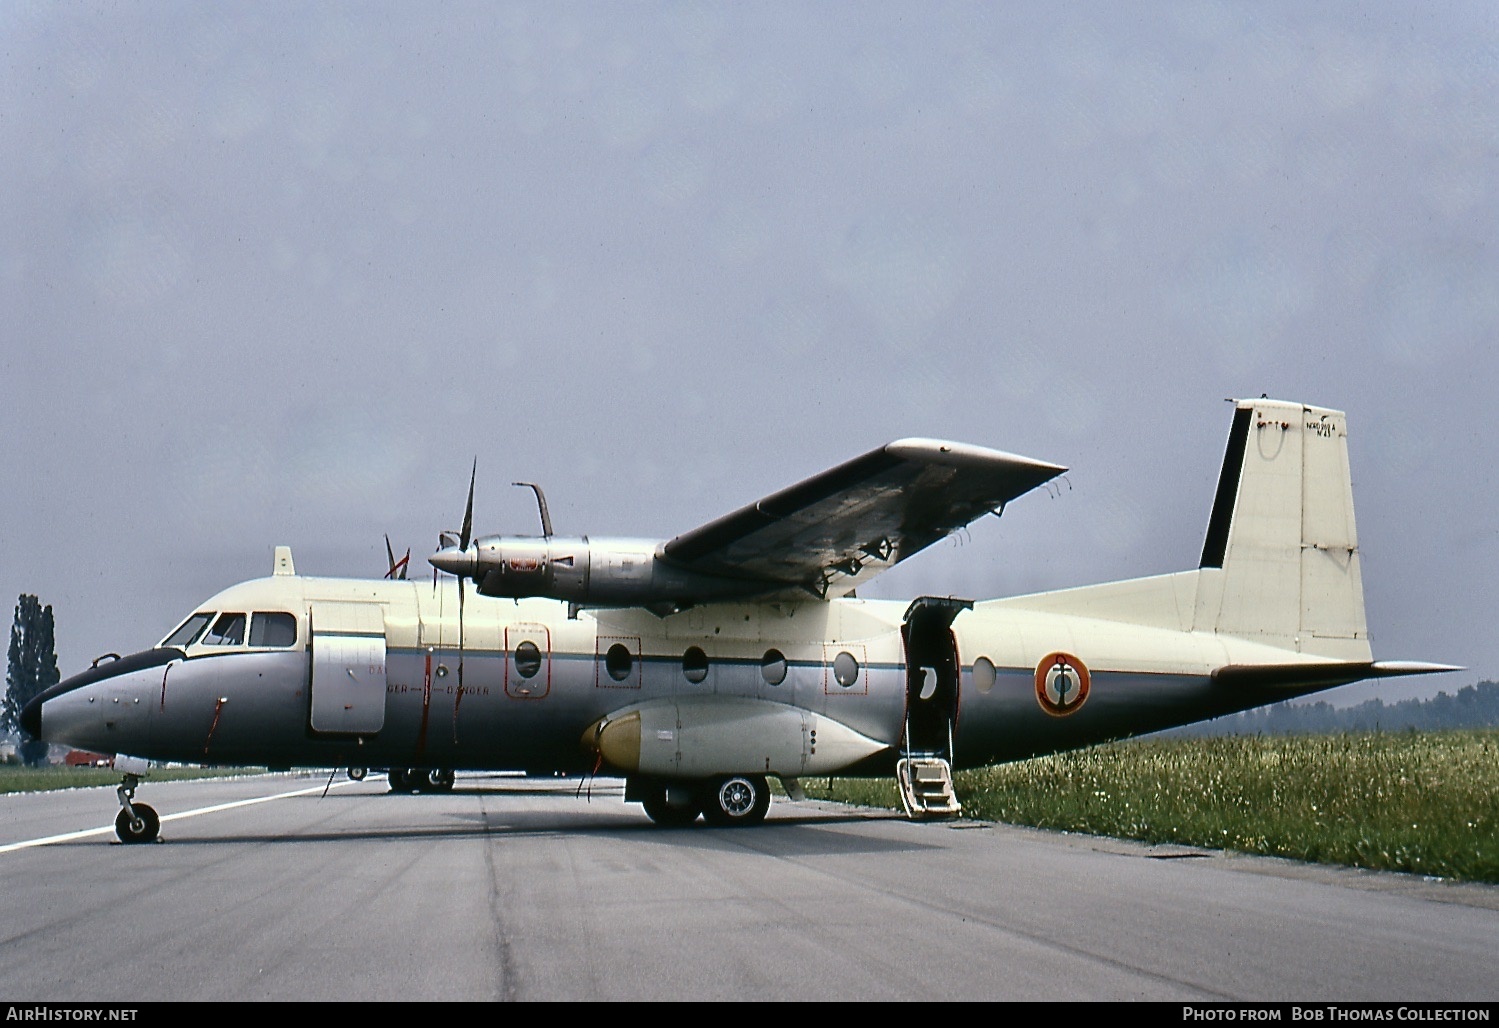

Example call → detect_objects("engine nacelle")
469 534 594 600
431 535 773 610
583 696 889 778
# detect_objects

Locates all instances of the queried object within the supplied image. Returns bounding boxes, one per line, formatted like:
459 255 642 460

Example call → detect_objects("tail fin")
1194 398 1370 660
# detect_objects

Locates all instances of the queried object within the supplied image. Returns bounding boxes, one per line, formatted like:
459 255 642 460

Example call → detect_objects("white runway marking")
0 779 360 854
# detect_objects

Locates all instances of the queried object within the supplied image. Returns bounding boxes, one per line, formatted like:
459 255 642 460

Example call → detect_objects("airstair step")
896 757 961 820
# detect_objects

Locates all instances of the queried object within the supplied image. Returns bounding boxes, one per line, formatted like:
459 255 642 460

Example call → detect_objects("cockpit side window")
202 612 247 647
162 612 213 649
249 612 298 648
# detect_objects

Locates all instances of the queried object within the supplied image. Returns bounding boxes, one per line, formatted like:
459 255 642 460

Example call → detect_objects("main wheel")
642 788 700 827
417 768 455 792
701 775 770 827
115 803 160 844
388 768 411 792
347 766 367 781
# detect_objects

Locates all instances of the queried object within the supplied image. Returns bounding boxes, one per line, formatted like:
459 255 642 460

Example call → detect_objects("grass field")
0 764 252 794
802 730 1499 884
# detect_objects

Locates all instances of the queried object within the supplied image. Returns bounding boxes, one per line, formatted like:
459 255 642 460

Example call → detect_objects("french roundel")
1034 651 1090 717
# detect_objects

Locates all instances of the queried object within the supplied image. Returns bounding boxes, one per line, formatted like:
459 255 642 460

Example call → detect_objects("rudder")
1194 398 1370 660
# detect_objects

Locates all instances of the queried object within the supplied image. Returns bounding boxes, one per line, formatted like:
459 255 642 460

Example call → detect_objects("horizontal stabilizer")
1213 660 1463 690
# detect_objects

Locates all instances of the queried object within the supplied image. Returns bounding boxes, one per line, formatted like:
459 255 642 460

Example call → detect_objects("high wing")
660 438 1067 599
430 437 1067 609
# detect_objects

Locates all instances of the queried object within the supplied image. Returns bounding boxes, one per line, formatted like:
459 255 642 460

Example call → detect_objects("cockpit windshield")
249 612 297 647
202 613 247 646
161 612 212 649
160 609 300 650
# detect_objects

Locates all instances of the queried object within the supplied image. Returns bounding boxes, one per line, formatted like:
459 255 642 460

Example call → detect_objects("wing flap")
662 438 1065 597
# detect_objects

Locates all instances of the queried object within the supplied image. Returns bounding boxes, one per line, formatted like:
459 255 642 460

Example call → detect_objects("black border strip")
1199 405 1252 568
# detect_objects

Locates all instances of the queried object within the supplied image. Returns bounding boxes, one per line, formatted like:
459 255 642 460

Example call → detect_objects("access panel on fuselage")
309 601 388 734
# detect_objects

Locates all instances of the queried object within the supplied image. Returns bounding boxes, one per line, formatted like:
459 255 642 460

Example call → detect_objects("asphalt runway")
1 772 1495 1003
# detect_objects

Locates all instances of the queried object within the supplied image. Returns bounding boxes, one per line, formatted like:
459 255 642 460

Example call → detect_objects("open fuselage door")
898 596 970 819
309 601 388 736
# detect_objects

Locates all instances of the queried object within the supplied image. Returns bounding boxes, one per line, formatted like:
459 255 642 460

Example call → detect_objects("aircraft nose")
429 544 478 578
20 694 42 738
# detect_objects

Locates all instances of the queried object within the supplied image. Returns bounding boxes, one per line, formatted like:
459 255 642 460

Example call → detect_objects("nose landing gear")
114 773 160 844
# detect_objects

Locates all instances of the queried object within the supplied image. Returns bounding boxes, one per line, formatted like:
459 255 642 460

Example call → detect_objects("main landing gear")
386 767 456 793
634 774 772 827
114 773 160 844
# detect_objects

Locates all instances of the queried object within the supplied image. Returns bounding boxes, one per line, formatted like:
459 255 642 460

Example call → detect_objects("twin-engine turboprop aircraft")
23 398 1456 842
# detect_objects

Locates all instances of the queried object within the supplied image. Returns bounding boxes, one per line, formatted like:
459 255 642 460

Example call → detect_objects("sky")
3 2 1495 707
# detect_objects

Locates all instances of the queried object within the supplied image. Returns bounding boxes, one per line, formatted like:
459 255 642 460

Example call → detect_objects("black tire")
701 774 770 827
642 788 700 827
416 768 454 793
388 768 411 792
347 766 367 781
115 803 160 844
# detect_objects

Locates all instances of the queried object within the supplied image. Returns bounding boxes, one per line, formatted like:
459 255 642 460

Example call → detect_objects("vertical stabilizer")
1194 399 1370 660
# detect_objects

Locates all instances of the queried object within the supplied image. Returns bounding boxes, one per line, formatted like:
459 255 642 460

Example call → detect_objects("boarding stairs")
896 755 961 820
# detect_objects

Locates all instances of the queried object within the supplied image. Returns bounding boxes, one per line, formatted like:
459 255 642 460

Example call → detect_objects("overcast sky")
3 2 1494 707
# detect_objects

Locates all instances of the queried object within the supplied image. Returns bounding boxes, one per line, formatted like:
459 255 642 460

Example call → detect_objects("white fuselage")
36 570 1348 779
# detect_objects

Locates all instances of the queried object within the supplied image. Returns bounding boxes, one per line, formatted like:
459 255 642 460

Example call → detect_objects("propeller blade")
432 459 479 583
384 535 411 580
454 568 466 743
460 458 476 551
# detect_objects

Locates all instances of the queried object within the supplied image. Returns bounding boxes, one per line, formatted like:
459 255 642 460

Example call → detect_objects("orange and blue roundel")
1034 652 1090 717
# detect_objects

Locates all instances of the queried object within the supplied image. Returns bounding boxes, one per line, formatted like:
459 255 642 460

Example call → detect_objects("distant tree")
1161 681 1499 737
4 594 60 766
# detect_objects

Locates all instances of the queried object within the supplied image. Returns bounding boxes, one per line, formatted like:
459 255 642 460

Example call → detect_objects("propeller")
431 459 477 744
384 534 410 580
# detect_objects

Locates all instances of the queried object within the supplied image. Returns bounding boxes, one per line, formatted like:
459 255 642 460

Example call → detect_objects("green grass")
0 765 256 794
804 730 1499 884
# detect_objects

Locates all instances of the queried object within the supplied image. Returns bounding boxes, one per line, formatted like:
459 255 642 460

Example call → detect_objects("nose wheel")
114 774 160 844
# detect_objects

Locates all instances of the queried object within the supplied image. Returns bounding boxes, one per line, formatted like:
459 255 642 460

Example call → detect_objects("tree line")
4 594 59 765
1163 681 1499 737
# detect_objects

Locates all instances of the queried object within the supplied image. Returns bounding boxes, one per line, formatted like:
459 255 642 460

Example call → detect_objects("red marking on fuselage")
452 664 465 744
204 696 227 756
415 650 433 764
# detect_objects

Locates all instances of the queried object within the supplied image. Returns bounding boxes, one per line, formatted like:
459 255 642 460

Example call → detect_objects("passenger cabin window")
605 643 633 682
162 612 212 649
514 640 542 679
249 612 297 648
682 646 709 684
202 612 247 646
